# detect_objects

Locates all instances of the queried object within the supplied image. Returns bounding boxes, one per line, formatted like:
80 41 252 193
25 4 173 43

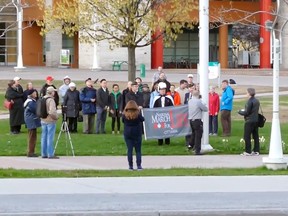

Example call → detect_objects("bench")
112 61 128 71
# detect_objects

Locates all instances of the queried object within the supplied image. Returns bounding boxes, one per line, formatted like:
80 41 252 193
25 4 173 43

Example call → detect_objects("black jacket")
96 87 109 108
40 84 59 107
238 97 260 123
109 91 123 117
125 91 144 107
122 114 145 138
153 95 174 108
63 89 81 118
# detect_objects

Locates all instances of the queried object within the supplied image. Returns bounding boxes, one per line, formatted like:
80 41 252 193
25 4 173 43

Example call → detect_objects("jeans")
96 106 107 133
41 122 56 157
209 115 218 134
124 136 142 168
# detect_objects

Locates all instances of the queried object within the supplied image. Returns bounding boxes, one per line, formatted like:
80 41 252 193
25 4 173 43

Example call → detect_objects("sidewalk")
0 155 271 170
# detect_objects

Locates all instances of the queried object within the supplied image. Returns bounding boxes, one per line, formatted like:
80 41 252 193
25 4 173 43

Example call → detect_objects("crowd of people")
4 67 261 169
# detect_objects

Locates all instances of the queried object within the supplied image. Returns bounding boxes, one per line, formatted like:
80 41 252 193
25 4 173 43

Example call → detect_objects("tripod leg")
65 124 75 157
54 127 63 155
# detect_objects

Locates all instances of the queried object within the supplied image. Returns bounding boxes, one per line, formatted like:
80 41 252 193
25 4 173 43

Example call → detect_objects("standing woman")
5 80 24 134
24 89 41 157
109 84 123 134
63 82 81 133
122 100 145 170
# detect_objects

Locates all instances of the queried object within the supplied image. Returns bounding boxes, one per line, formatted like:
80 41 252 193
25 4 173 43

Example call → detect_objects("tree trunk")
127 46 136 81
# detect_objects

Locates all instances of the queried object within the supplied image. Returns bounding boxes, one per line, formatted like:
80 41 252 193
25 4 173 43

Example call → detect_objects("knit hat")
27 89 36 96
69 82 76 88
46 76 54 81
47 86 57 94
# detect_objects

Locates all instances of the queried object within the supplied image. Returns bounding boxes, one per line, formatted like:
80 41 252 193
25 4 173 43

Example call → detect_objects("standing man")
175 79 189 105
40 86 59 159
79 78 97 134
220 80 234 137
187 74 194 85
188 91 208 155
152 82 174 145
238 88 260 156
209 86 220 136
151 66 166 87
96 79 109 134
40 76 59 107
125 82 144 109
13 76 24 93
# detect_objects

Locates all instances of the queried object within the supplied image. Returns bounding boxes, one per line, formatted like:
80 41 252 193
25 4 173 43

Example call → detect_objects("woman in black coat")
5 80 25 134
63 82 81 133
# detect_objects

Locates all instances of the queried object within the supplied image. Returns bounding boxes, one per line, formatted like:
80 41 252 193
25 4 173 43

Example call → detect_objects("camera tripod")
54 115 75 157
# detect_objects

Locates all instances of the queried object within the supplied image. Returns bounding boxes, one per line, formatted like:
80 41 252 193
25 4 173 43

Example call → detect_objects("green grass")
1 167 288 178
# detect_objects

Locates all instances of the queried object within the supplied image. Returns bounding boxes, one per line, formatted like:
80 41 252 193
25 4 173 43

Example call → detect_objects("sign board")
208 62 219 79
60 49 70 65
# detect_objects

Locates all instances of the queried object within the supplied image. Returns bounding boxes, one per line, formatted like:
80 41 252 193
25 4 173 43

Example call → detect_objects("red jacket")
209 92 220 116
167 91 181 106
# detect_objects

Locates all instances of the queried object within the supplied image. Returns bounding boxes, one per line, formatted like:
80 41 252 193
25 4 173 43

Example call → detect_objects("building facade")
0 0 280 70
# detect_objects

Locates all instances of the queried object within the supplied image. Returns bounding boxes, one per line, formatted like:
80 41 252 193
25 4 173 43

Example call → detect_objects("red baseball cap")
46 76 54 81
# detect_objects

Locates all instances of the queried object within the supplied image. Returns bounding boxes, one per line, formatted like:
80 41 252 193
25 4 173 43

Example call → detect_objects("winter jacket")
109 91 123 117
96 87 109 108
24 97 41 129
125 91 144 107
167 91 181 106
122 114 145 139
238 97 260 123
209 92 220 116
79 86 97 115
142 91 151 108
220 85 234 111
63 89 81 118
59 84 70 104
40 84 60 107
41 95 59 123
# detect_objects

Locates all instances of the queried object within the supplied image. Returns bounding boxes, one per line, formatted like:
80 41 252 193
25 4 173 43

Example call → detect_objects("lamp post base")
91 67 102 72
201 144 214 153
263 157 287 170
14 66 26 72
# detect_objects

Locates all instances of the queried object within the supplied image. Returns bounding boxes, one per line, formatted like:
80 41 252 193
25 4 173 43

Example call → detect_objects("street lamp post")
262 18 287 170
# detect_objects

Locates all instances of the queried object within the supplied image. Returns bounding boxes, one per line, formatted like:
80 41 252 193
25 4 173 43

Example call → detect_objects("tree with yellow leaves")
37 0 197 80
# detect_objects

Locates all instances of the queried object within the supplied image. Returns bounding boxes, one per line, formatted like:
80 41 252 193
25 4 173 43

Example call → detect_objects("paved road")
1 176 288 215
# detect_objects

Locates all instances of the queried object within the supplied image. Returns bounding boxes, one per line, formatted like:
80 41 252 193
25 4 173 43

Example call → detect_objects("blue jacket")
24 98 41 129
79 87 97 114
220 86 234 111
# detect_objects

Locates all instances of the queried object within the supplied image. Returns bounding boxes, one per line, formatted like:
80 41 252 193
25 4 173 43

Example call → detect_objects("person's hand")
138 106 143 110
91 98 96 102
110 110 114 114
215 112 218 115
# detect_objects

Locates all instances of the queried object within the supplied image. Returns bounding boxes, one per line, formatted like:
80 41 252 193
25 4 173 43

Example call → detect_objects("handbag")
77 111 83 122
258 105 266 128
3 99 14 110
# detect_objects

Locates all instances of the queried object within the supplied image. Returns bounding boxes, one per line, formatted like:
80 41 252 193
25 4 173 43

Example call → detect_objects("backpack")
36 97 48 118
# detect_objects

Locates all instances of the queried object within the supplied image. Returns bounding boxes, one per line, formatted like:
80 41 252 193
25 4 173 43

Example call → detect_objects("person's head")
8 80 16 88
142 84 149 92
131 82 139 93
179 79 188 89
158 82 167 96
170 84 176 93
100 79 107 88
159 72 165 80
26 82 33 90
85 78 92 87
69 82 76 91
188 83 195 93
221 80 229 90
209 86 216 93
124 100 140 120
46 76 54 85
27 89 37 99
157 66 162 73
135 77 142 85
63 76 71 85
127 81 133 89
112 84 119 92
13 77 21 85
46 86 56 96
247 88 255 97
152 82 159 92
192 90 200 99
187 74 194 83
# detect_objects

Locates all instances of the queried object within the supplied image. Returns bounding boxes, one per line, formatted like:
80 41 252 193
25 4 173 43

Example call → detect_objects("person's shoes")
251 151 260 156
137 166 143 171
112 131 115 134
11 131 19 135
128 166 134 171
212 133 218 136
42 156 48 159
195 152 203 156
240 152 251 156
48 156 60 159
209 133 212 136
27 153 38 158
187 145 193 150
117 131 120 134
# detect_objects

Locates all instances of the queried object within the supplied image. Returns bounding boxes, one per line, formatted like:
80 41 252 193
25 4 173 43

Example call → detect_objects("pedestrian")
188 90 208 155
151 66 166 87
209 86 220 136
167 84 181 106
238 88 260 156
79 78 97 134
122 100 145 170
175 79 189 105
59 75 71 105
187 74 194 85
40 86 59 159
149 82 159 108
24 89 41 157
13 76 24 94
152 82 174 145
40 76 59 107
142 84 151 108
153 72 171 92
109 83 123 134
5 80 24 134
135 77 143 92
96 79 109 134
63 82 81 133
122 81 132 110
220 79 234 137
